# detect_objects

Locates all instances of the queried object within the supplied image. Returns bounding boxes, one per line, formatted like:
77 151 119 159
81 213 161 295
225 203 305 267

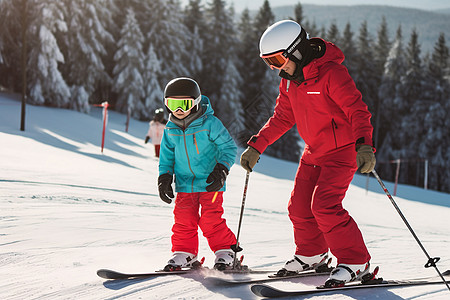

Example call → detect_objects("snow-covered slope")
1 93 449 299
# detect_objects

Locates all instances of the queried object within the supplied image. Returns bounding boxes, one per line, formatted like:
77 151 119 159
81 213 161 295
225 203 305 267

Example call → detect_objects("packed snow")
1 92 449 299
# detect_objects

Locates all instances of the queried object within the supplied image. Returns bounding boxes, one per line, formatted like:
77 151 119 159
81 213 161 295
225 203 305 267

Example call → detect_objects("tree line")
0 0 448 193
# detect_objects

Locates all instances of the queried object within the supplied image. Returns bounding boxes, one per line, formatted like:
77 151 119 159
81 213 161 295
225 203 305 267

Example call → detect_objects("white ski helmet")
259 20 309 63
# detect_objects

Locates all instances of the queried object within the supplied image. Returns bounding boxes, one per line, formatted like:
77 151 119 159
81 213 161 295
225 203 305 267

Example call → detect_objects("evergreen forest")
0 0 449 193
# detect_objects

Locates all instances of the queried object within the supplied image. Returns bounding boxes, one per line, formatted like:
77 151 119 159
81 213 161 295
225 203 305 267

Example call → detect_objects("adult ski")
205 269 329 285
251 270 450 298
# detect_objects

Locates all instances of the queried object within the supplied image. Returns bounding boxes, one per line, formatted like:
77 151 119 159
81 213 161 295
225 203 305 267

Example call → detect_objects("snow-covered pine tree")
372 16 391 149
236 1 275 144
58 0 114 113
377 26 406 170
340 22 357 76
0 0 22 90
327 21 341 45
183 0 205 79
353 21 378 114
396 29 425 184
217 56 245 140
377 26 406 181
419 33 449 192
201 0 237 106
27 0 70 108
112 8 145 118
143 43 163 119
147 0 190 84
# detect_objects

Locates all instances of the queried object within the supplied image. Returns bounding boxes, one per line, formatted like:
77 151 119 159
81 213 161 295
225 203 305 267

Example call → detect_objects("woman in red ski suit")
240 20 376 283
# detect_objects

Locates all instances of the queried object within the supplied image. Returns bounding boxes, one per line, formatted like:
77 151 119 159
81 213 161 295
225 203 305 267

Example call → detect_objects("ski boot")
275 252 331 277
324 262 374 288
163 251 201 271
213 249 237 271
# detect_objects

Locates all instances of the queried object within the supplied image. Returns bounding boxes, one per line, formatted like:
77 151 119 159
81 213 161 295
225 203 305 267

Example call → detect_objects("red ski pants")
288 144 371 265
171 192 237 255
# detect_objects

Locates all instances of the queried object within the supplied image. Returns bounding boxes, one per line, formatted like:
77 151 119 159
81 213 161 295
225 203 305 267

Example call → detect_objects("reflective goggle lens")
261 52 289 70
165 97 194 112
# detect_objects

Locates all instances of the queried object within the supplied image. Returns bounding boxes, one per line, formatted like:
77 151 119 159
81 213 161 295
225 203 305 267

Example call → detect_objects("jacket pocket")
193 133 200 154
331 118 338 148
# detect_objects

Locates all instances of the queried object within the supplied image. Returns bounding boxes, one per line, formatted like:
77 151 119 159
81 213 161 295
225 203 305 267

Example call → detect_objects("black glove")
158 173 174 204
145 136 150 144
206 163 229 192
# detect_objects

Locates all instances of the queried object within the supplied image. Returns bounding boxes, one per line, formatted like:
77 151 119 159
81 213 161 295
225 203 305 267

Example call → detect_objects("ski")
97 267 279 280
251 270 450 298
205 269 329 284
96 268 201 280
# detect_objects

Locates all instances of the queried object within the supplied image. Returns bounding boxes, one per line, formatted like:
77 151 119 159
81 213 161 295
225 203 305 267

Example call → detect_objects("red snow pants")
288 144 371 265
171 192 237 255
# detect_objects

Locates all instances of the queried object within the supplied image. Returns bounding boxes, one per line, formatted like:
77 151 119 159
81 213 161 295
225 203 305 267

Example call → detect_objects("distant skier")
157 77 240 271
145 108 167 158
240 20 376 287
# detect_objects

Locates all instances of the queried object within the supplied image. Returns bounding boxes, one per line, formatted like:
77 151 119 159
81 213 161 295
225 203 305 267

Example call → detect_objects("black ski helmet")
154 108 164 122
163 77 201 104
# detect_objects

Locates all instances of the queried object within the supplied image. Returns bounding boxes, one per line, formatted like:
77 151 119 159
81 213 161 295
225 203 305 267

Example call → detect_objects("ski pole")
232 171 250 269
371 169 450 292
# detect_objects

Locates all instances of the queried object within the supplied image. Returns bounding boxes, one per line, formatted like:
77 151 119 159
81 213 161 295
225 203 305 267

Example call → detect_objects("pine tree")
27 0 71 108
183 0 205 78
353 21 377 117
143 43 163 119
237 0 275 144
377 26 406 180
0 0 23 90
340 22 357 76
112 8 145 118
396 29 425 184
201 0 238 116
147 0 190 84
372 16 391 148
217 61 245 139
326 21 341 45
420 33 450 191
58 0 114 113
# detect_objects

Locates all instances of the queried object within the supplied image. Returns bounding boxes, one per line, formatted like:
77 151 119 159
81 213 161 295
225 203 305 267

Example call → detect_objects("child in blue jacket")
158 77 239 271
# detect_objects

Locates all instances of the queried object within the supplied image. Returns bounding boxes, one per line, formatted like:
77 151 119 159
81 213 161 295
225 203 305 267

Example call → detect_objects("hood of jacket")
301 38 345 81
167 95 214 130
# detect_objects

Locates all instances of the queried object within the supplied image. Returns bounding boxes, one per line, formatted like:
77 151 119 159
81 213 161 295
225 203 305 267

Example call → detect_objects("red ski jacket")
248 39 373 163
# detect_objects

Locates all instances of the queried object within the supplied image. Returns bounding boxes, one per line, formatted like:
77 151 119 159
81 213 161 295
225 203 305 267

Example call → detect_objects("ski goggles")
261 51 289 70
164 97 198 112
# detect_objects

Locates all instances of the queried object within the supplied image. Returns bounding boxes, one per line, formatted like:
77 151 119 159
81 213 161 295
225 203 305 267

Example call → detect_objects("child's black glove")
206 163 229 192
158 173 174 204
144 136 150 144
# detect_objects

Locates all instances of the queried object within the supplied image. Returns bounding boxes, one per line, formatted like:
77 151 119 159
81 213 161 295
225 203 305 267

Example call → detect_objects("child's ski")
205 269 328 284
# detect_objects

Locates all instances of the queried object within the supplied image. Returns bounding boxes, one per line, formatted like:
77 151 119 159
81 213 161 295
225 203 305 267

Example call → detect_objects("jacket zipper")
331 118 338 148
193 133 199 154
183 131 196 192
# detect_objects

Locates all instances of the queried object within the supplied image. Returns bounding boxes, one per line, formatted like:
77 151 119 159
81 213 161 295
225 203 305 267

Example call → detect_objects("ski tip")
250 284 267 297
96 269 112 279
443 270 450 276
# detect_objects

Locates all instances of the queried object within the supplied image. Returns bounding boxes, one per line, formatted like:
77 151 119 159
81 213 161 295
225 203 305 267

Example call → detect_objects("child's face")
173 108 191 119
170 95 192 120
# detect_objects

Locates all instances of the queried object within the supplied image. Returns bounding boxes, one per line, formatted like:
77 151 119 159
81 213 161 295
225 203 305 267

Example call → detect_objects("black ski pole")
232 171 250 269
371 169 450 292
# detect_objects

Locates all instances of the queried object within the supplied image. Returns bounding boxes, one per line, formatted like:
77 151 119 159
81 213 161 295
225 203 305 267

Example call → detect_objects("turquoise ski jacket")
159 96 237 193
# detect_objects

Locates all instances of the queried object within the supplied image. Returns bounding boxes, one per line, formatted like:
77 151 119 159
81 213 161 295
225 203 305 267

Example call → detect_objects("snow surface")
1 92 449 300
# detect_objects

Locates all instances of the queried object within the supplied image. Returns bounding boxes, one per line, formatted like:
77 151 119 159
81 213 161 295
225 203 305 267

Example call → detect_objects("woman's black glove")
158 173 174 204
206 163 229 192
